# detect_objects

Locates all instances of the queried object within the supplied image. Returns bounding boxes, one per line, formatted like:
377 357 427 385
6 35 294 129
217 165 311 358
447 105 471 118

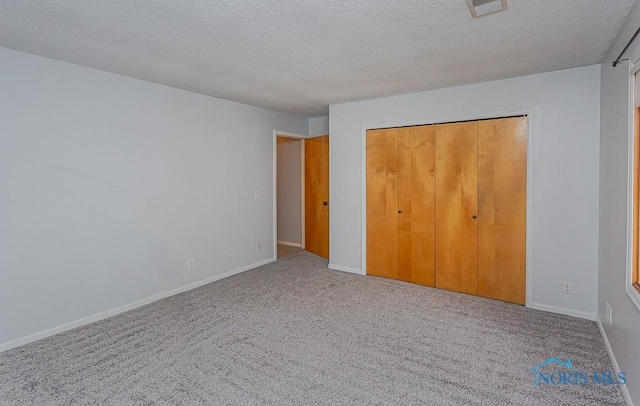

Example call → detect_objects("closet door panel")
398 126 436 286
478 117 527 304
435 122 479 295
366 129 399 279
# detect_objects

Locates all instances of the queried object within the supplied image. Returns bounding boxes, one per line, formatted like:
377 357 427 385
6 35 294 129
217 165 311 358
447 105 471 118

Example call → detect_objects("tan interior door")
435 122 479 295
398 126 436 286
366 128 399 279
478 117 527 304
305 135 329 259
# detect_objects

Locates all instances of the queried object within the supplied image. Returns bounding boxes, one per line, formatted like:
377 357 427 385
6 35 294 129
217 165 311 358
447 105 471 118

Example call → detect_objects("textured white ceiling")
0 1 636 116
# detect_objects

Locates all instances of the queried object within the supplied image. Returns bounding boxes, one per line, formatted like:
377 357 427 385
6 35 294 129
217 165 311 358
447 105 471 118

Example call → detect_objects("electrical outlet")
254 189 260 199
606 302 613 325
187 257 195 270
257 242 262 252
563 282 573 295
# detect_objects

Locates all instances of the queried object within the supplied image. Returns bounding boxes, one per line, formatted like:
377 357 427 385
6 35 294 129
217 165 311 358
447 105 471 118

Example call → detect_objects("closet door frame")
360 108 535 306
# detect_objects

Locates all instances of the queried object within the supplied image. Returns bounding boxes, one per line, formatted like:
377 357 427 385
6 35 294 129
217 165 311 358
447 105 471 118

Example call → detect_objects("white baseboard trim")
0 257 276 354
597 316 633 406
165 257 275 297
527 302 596 321
328 263 364 275
0 292 165 354
277 240 302 248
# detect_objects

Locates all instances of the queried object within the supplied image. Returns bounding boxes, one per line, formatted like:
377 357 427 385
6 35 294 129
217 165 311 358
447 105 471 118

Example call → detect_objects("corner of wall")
309 116 330 137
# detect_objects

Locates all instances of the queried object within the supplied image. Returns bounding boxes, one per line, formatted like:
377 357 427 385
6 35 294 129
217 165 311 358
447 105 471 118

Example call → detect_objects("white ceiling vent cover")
466 0 508 18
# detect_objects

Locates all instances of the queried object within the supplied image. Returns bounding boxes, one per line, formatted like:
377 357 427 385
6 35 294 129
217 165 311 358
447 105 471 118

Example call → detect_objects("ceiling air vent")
466 0 508 18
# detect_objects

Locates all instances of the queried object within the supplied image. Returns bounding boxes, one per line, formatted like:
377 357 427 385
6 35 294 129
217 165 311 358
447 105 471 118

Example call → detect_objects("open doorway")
273 131 330 261
275 133 305 259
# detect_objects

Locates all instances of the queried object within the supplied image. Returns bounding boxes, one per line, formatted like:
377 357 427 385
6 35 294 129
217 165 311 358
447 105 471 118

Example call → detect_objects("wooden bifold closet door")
366 126 436 286
477 117 527 304
366 128 400 280
366 116 527 305
434 121 478 295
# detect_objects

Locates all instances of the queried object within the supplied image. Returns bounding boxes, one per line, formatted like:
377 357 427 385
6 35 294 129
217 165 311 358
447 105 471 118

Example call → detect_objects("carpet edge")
0 256 276 353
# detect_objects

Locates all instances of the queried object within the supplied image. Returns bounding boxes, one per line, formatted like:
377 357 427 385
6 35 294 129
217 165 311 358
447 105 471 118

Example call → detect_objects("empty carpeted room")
2 1 640 405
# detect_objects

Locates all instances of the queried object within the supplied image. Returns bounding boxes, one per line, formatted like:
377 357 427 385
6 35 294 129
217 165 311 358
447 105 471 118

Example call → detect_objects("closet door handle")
472 215 477 219
398 210 403 214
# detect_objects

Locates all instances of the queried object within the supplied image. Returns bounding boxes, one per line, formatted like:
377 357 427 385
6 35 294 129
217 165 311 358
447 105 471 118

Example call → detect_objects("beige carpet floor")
0 251 625 405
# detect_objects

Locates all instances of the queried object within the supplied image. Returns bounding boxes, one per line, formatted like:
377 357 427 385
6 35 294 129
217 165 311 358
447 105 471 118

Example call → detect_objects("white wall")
329 65 601 319
598 1 640 403
309 116 329 137
0 47 308 349
277 137 302 245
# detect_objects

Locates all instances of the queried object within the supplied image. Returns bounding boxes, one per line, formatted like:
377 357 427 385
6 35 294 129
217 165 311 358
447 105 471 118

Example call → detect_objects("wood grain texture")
477 117 527 304
634 107 640 285
435 121 479 295
398 126 436 286
305 135 329 259
366 129 399 279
